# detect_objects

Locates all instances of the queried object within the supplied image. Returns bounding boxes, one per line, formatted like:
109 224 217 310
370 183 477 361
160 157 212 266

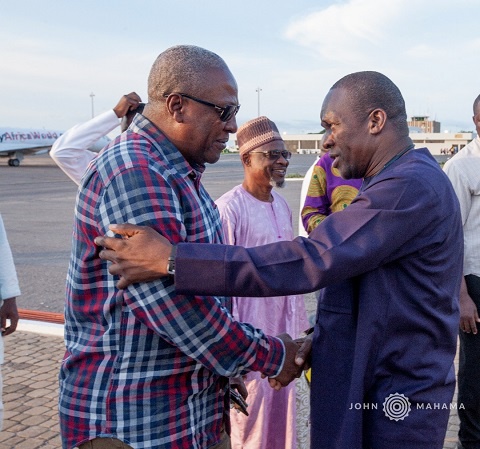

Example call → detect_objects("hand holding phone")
229 387 249 416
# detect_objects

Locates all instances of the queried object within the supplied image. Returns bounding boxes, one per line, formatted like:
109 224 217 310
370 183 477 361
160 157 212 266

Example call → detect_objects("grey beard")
271 178 285 188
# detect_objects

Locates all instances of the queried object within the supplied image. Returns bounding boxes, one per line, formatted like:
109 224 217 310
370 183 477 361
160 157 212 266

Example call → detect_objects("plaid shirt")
59 116 285 449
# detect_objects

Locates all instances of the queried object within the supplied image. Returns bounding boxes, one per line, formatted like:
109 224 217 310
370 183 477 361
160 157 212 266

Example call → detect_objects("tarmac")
1 314 462 449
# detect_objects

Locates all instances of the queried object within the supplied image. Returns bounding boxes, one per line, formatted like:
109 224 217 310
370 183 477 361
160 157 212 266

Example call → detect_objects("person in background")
59 45 301 449
95 71 463 449
297 134 327 238
216 116 309 449
443 93 480 449
0 214 20 431
298 156 319 238
301 149 362 234
50 92 143 185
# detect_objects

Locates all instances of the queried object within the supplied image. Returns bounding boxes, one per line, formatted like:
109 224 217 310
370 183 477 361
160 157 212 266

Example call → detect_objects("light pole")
256 87 262 116
90 92 95 118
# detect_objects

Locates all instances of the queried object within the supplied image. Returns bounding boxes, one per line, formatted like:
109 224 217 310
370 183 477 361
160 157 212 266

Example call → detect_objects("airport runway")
0 152 318 313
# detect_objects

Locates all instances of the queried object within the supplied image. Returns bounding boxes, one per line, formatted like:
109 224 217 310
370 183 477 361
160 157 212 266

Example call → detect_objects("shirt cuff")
261 336 285 378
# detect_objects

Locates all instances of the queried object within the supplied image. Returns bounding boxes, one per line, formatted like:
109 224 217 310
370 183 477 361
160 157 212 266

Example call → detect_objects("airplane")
0 127 109 166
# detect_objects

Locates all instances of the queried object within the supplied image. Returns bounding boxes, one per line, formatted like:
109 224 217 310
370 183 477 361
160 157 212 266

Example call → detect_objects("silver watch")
167 245 176 275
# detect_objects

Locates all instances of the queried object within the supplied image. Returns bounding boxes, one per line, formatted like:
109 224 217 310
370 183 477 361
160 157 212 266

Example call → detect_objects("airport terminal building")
232 116 475 157
282 131 474 156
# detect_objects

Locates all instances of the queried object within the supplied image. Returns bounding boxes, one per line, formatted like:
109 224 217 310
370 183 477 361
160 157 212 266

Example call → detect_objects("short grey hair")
148 45 229 103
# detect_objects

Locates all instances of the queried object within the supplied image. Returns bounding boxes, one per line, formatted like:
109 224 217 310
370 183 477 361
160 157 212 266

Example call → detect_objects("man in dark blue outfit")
96 71 463 449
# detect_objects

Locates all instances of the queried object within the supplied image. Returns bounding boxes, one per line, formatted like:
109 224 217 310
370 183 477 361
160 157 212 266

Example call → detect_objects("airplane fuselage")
0 127 63 166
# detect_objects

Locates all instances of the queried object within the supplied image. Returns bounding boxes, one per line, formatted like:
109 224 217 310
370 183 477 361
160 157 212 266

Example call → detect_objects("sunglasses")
249 150 292 160
163 93 240 122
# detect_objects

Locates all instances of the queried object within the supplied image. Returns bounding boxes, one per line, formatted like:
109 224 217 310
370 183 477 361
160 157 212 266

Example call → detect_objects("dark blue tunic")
176 148 463 448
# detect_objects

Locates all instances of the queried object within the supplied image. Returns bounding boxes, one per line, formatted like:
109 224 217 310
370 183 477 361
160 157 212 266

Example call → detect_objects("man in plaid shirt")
59 45 301 449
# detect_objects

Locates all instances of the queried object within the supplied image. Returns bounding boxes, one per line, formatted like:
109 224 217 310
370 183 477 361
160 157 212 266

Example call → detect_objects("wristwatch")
167 245 177 276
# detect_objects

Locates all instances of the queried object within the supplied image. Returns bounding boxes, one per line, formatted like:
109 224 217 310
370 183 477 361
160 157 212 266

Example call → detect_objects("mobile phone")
229 388 249 416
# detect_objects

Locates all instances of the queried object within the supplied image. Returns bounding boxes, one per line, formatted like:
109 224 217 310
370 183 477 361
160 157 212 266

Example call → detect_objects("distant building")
407 116 441 133
409 132 473 155
265 131 474 157
233 116 474 157
280 133 324 154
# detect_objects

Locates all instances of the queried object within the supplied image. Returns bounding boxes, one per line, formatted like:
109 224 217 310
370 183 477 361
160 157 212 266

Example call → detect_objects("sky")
1 0 479 138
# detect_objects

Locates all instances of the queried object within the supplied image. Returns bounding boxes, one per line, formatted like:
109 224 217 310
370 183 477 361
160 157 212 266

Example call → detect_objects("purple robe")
175 148 463 448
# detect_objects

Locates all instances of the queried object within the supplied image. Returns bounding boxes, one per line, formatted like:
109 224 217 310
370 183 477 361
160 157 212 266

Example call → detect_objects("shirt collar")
130 114 203 181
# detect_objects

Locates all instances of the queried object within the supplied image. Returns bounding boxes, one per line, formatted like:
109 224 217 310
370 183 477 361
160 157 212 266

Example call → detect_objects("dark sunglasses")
249 150 292 160
163 93 240 122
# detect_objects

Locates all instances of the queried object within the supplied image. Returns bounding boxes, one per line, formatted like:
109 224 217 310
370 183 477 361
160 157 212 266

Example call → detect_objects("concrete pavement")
0 317 462 449
2 322 63 449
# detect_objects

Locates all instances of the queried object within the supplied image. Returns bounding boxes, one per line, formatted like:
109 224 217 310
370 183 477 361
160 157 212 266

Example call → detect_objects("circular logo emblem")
383 393 411 421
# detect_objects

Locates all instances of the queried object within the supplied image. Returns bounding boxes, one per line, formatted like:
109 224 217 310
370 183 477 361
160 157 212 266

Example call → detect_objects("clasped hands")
263 332 312 391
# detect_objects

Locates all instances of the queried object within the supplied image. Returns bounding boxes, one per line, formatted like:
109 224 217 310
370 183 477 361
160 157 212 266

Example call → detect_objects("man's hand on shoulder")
95 224 172 289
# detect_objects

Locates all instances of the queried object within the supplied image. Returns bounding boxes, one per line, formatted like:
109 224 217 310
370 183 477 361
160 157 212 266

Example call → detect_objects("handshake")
263 332 313 391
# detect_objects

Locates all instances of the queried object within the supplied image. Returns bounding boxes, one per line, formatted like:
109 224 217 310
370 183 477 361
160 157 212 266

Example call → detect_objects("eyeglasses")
163 93 240 122
249 150 292 160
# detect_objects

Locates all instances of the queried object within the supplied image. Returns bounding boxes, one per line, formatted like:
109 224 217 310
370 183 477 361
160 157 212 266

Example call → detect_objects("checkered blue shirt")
59 116 285 449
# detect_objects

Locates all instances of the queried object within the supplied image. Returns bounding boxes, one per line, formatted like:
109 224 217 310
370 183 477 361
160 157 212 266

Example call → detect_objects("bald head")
147 45 231 104
331 71 408 136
